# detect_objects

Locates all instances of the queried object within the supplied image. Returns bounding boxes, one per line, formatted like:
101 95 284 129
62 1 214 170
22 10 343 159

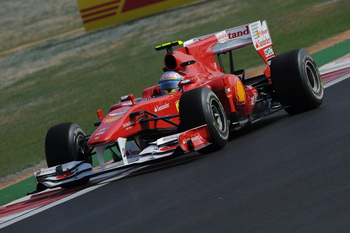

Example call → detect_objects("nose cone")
88 110 127 146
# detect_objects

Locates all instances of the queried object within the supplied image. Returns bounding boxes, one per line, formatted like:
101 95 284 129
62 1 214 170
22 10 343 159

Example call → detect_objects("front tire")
179 87 229 154
271 48 324 115
45 122 90 167
45 122 91 187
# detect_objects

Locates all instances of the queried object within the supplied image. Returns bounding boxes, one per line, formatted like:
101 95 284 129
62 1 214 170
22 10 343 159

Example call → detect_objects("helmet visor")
159 80 180 90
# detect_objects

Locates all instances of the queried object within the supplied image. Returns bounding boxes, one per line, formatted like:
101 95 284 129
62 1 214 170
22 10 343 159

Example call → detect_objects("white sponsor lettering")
154 103 170 112
183 135 201 144
123 121 135 128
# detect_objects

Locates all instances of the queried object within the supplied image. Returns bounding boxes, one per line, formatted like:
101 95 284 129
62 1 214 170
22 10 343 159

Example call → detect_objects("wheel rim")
210 99 226 133
305 60 322 94
75 133 86 157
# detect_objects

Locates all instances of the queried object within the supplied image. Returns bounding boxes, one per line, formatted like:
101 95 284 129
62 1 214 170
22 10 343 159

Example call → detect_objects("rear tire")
179 87 229 154
271 48 324 115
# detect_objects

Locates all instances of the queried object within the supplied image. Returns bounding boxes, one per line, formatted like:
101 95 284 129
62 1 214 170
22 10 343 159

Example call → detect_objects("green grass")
313 39 350 66
0 0 349 181
0 0 82 53
0 178 36 206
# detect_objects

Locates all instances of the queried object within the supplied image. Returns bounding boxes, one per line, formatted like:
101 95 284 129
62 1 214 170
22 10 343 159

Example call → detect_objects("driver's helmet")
159 71 183 95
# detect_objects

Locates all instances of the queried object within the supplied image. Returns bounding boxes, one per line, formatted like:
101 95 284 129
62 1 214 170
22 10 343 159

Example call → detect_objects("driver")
158 71 183 95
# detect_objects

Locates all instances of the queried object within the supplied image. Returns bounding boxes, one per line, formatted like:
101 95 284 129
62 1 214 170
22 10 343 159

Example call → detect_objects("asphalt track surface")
3 78 350 232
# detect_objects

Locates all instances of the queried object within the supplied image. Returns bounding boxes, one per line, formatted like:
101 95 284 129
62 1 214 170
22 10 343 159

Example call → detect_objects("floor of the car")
242 74 268 86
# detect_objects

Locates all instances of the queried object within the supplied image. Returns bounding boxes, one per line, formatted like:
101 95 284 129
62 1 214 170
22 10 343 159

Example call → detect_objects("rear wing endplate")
183 20 276 63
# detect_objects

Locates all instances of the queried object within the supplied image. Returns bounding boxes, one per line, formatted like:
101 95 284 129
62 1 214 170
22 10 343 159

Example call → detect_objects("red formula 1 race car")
33 20 324 192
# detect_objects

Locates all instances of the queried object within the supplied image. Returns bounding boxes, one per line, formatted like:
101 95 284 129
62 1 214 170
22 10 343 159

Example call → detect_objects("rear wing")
183 20 275 64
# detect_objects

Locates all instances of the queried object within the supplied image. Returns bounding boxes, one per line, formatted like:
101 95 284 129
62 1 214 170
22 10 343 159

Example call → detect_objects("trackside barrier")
77 0 202 32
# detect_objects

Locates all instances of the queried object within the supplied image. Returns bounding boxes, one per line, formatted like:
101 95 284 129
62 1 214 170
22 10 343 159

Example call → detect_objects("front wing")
32 125 210 193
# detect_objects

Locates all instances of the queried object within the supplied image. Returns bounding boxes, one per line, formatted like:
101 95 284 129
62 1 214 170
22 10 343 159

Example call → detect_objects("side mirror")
96 109 104 121
120 94 135 102
178 76 199 88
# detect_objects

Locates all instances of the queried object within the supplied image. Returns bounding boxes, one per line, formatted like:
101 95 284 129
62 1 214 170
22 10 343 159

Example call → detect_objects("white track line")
320 54 350 88
0 166 146 229
324 73 350 88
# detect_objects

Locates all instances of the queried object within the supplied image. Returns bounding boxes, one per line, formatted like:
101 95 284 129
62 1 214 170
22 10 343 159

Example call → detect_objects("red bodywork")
87 34 263 147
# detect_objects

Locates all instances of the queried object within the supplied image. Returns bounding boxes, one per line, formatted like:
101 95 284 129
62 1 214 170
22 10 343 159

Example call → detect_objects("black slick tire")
45 122 91 187
179 87 229 154
45 122 90 167
271 48 324 115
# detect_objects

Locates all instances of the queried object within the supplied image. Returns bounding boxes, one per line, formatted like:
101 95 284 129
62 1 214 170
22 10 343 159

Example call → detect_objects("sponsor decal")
123 0 167 13
79 0 120 25
78 0 201 32
250 21 272 49
109 111 125 116
41 167 56 174
122 121 135 128
99 127 109 132
216 31 228 42
250 93 258 107
154 102 170 112
104 116 121 123
255 38 272 49
162 135 178 142
256 29 269 37
175 100 180 113
228 26 250 39
95 126 110 136
236 80 246 103
182 135 202 144
264 46 275 58
123 120 136 130
249 21 273 51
